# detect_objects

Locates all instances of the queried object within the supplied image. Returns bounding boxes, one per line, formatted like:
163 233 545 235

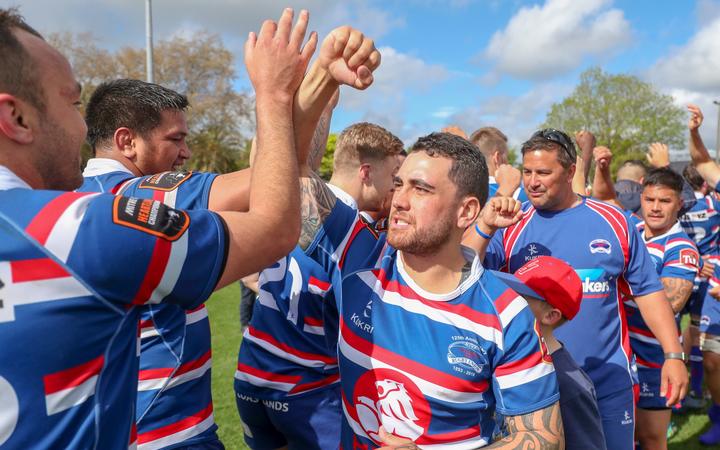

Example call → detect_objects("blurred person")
470 126 528 201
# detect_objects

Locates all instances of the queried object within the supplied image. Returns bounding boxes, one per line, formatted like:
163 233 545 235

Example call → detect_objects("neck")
329 174 362 205
643 222 674 239
541 325 562 353
95 150 143 177
548 188 581 211
0 153 43 188
400 239 469 294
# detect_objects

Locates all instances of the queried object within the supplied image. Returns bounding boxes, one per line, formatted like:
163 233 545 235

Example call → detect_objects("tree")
319 133 337 180
542 67 685 175
49 31 253 173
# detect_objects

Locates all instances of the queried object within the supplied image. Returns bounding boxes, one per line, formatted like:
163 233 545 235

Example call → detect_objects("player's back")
680 194 720 256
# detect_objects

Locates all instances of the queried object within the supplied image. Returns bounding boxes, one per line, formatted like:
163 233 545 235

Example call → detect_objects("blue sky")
20 0 720 154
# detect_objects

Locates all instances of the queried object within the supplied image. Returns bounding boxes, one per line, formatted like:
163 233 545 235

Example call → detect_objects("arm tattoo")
298 171 337 250
485 402 564 449
308 113 329 170
661 277 694 313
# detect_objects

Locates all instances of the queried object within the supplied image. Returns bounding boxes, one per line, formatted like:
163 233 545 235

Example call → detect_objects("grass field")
207 284 713 449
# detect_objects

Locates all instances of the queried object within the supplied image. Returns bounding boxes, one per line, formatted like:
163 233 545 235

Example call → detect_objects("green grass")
207 285 712 449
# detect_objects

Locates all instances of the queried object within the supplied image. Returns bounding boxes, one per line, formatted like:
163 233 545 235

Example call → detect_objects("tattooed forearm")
298 172 337 250
661 277 694 313
307 113 330 171
486 402 564 449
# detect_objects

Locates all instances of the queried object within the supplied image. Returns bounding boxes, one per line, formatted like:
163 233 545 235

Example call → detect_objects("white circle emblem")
0 375 18 444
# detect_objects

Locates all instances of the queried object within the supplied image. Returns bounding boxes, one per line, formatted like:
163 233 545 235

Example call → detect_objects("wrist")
475 222 497 239
664 352 686 361
256 91 295 109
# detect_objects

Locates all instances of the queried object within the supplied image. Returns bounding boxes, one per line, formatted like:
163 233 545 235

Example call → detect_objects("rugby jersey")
0 166 225 449
679 191 720 257
80 159 221 449
484 197 664 398
625 222 698 368
309 200 559 449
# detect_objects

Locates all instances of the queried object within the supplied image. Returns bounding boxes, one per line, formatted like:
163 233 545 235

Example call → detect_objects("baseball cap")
491 256 583 320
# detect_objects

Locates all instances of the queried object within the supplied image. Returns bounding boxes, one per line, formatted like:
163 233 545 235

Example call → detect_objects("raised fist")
593 146 613 171
575 130 596 152
688 104 704 131
479 196 523 231
441 125 468 140
317 26 381 90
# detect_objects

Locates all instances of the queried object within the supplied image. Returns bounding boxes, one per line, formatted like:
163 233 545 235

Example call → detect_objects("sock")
709 403 720 423
690 346 704 395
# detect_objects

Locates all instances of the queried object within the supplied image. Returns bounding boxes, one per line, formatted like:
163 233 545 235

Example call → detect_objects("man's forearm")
485 403 564 449
591 166 615 201
690 129 720 188
635 291 683 353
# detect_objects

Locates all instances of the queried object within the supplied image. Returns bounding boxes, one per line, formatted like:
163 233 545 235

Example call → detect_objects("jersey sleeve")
661 239 700 281
67 194 227 310
120 171 217 210
622 219 664 297
491 302 560 416
483 231 507 271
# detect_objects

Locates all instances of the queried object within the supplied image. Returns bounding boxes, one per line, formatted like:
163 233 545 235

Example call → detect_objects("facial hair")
387 211 455 256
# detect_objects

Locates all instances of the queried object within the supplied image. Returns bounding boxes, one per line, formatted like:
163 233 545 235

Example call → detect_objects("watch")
664 352 686 361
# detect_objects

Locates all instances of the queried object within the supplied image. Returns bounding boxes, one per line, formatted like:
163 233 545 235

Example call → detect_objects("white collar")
0 165 32 191
694 191 704 200
488 176 497 184
327 183 358 210
395 246 483 302
641 220 684 243
83 158 134 177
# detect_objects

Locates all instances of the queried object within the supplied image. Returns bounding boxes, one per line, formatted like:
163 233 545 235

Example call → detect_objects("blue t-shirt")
552 345 607 450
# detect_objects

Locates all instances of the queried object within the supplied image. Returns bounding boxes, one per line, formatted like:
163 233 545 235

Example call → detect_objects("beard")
387 212 455 256
35 115 83 191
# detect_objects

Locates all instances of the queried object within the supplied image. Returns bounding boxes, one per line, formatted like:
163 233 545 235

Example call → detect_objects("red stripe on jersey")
628 326 656 338
11 257 69 282
129 422 137 446
186 304 206 314
646 242 664 251
414 425 482 445
494 288 520 314
138 367 174 381
495 350 544 377
132 238 172 304
375 269 501 331
586 199 630 267
339 220 375 270
502 208 536 270
246 326 337 365
43 354 104 394
139 319 154 329
111 178 133 195
237 363 300 385
304 316 324 327
176 350 211 376
137 403 213 444
289 373 340 394
26 192 91 244
340 318 489 393
616 277 633 371
309 276 331 292
635 356 662 369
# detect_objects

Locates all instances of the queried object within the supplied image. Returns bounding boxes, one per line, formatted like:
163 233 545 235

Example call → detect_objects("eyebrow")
408 177 436 191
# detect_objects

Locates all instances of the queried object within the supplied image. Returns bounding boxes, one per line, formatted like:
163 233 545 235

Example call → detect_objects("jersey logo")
353 369 430 444
138 171 193 191
680 248 700 268
589 239 612 254
447 337 488 376
112 196 189 241
575 269 610 297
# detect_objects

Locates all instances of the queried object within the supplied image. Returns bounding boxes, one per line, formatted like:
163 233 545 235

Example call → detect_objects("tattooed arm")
486 402 564 449
299 171 337 250
661 277 694 313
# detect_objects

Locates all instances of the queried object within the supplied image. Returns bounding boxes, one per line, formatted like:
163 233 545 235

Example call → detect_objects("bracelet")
475 224 492 240
664 352 685 361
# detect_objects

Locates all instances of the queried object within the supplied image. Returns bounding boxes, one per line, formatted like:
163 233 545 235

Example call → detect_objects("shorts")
636 367 670 410
685 281 707 317
700 291 720 336
235 386 341 450
172 439 226 450
597 387 636 450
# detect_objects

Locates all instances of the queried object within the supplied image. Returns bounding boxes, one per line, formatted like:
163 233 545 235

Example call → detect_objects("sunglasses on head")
524 129 577 161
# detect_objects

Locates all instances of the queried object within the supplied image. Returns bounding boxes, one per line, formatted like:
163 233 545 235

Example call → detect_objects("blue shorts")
685 281 707 317
173 439 225 450
636 367 669 410
235 386 341 450
597 387 636 450
700 291 720 336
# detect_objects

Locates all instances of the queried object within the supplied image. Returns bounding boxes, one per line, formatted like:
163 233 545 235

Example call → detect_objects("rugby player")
482 128 688 450
0 7 311 448
627 168 698 450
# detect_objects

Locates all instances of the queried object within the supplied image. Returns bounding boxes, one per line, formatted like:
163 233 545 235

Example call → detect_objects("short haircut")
683 164 705 191
85 79 189 151
0 8 46 110
520 129 576 169
643 167 683 194
616 160 647 182
410 132 488 206
333 122 404 171
469 126 508 159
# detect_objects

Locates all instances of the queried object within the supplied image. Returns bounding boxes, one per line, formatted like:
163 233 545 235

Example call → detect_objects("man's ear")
457 196 481 229
359 163 372 183
0 94 34 145
114 127 136 159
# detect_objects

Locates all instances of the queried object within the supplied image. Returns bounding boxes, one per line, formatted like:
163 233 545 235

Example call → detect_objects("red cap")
514 256 582 320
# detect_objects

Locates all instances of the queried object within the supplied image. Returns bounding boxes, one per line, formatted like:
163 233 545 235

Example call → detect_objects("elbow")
264 214 301 260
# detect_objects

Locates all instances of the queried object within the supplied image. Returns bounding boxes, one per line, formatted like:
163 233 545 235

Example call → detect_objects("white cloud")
432 107 457 119
483 0 631 80
665 88 719 157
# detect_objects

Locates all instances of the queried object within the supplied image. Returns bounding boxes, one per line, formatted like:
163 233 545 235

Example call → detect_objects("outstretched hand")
244 9 317 101
317 26 381 90
688 104 704 131
647 142 670 168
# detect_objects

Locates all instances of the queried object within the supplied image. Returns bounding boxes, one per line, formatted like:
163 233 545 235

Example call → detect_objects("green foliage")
319 133 337 180
542 67 685 175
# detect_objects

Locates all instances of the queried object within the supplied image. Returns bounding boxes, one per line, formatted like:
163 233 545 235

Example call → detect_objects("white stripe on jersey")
628 331 660 346
498 295 528 329
303 324 325 335
242 328 338 370
44 193 100 262
137 412 215 450
147 232 189 304
357 272 505 350
138 357 212 392
45 375 99 415
233 370 295 392
186 306 208 325
495 362 555 390
338 334 486 404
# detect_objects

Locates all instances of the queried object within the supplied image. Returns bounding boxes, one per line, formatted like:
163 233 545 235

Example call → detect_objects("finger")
329 26 351 52
300 31 318 64
379 427 414 446
347 37 376 69
258 19 277 43
275 7 294 42
289 9 309 49
365 49 382 71
355 66 374 90
244 31 257 56
678 378 688 405
342 29 364 61
512 200 521 215
660 372 668 400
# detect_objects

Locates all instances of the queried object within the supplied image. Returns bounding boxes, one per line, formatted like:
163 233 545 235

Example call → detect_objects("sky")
16 0 720 157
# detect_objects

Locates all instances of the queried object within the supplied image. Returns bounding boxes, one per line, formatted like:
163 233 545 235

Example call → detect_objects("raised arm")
688 104 720 188
573 130 595 195
591 146 622 207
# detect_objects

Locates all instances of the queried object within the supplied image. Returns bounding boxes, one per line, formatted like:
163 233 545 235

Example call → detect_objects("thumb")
379 427 413 446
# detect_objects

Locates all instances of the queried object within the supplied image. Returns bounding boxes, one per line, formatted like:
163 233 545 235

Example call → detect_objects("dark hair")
410 132 488 206
0 8 46 110
85 79 189 151
520 129 576 169
683 164 705 191
643 167 684 194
